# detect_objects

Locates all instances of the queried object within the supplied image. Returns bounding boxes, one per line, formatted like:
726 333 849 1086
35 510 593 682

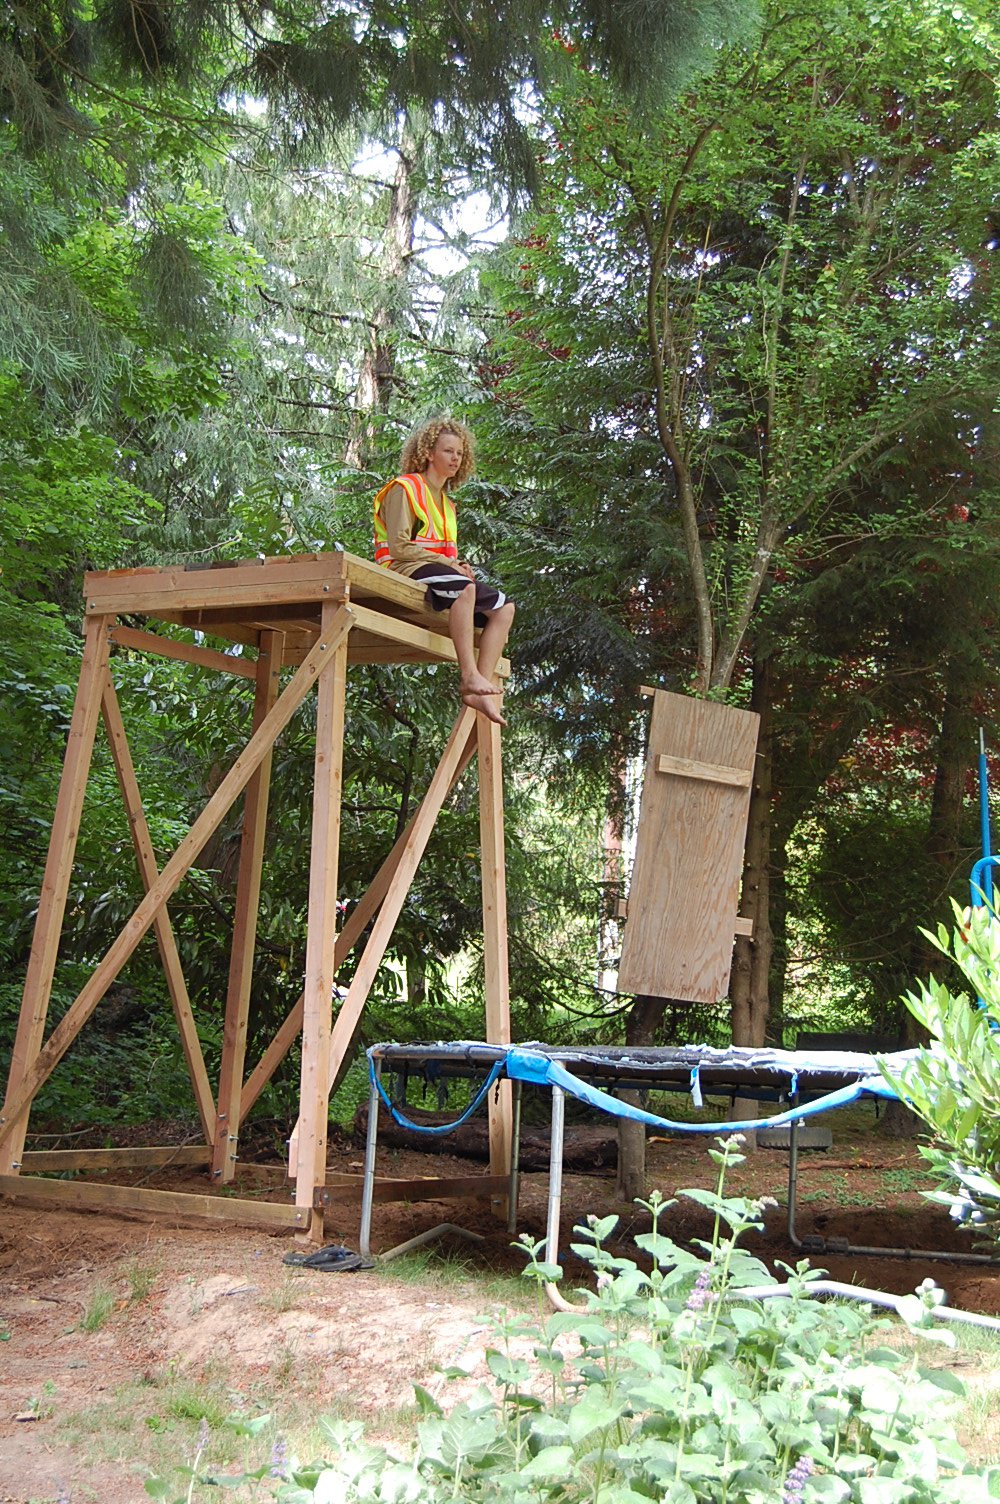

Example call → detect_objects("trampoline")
358 1040 997 1271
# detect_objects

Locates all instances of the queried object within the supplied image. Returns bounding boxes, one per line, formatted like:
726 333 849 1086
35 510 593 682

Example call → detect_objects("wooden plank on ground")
109 626 258 679
100 674 217 1144
0 607 355 1154
1 616 111 1175
617 690 760 1003
0 1175 307 1230
20 1146 211 1172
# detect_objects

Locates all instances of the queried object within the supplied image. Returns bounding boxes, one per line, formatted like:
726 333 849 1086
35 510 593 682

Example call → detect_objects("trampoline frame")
358 1041 1000 1269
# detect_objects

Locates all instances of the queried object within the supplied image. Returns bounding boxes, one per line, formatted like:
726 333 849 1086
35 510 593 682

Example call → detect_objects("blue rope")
368 1053 505 1135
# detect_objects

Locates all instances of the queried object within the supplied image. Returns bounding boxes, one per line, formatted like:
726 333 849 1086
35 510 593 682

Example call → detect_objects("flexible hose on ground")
545 1276 1000 1330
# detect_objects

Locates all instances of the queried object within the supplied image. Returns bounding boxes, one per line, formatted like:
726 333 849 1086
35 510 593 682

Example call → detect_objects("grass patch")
124 1259 158 1304
262 1270 306 1314
380 1248 530 1305
79 1282 116 1332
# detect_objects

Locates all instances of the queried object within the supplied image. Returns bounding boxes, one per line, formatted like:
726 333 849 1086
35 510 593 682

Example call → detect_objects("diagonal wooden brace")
100 673 217 1144
238 717 479 1120
1 616 111 1172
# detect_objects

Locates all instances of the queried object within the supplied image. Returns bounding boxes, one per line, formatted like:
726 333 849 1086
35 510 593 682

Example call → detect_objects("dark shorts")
411 563 508 626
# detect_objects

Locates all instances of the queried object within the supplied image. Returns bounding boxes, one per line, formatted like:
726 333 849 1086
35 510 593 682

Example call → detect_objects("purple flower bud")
685 1268 713 1312
270 1435 289 1478
782 1455 814 1504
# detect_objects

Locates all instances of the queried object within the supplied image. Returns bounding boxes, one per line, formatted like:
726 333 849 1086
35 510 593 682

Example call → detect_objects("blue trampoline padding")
503 1047 897 1135
367 1041 904 1138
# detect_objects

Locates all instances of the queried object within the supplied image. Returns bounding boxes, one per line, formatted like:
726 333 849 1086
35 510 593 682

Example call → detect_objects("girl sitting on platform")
373 417 514 726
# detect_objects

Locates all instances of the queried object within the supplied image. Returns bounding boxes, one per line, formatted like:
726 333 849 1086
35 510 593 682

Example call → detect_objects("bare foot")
459 673 501 698
462 690 507 726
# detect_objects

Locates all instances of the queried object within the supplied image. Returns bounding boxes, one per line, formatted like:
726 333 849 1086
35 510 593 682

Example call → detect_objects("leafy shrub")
145 1138 998 1503
880 903 1000 1242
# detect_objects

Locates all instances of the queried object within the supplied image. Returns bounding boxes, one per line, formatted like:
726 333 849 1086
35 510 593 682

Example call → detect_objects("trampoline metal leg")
507 1079 523 1237
546 1084 566 1266
359 1067 381 1261
544 1085 587 1313
787 1091 801 1248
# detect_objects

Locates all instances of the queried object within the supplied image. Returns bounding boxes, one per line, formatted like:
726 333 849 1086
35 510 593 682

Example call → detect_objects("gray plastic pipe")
545 1274 1000 1330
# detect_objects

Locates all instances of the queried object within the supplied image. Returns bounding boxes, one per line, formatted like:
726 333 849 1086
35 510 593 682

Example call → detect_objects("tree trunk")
730 657 773 1050
616 993 668 1201
882 649 976 1137
344 119 417 469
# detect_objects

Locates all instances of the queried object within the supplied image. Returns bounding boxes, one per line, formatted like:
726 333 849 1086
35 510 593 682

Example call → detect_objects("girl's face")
428 431 464 478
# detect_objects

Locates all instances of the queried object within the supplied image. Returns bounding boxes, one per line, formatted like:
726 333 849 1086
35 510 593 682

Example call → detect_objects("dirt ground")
3 1119 1000 1504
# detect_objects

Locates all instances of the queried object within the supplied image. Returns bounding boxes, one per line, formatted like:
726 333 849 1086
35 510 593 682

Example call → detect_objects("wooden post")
294 608 349 1241
478 713 513 1215
1 616 110 1174
99 673 216 1144
212 631 284 1182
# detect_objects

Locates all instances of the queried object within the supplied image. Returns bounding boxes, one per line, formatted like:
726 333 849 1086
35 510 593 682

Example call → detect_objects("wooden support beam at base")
318 1173 509 1206
19 1145 211 1172
0 1175 308 1231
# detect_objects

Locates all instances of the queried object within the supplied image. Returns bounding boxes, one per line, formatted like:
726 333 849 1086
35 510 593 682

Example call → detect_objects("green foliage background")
2 0 999 1133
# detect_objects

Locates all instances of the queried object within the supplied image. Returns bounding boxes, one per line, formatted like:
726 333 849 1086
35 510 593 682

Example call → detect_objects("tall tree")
476 0 1000 1044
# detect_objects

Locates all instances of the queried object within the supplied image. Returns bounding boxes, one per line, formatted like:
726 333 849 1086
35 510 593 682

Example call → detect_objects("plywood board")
617 690 759 1003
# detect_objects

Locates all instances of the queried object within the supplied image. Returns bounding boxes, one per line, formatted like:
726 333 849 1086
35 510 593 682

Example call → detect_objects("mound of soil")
2 1122 999 1503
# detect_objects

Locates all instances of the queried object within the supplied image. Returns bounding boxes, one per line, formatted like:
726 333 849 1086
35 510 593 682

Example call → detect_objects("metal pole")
787 1092 801 1247
545 1084 566 1268
979 728 994 909
358 1064 381 1261
507 1078 523 1237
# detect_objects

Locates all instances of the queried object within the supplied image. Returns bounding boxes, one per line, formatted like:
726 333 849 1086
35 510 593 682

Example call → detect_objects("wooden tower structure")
0 552 512 1241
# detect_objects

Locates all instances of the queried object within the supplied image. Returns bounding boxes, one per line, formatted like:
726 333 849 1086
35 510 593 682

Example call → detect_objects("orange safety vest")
373 473 458 568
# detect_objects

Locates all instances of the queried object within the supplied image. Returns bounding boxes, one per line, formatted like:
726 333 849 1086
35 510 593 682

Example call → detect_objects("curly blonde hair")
399 417 475 490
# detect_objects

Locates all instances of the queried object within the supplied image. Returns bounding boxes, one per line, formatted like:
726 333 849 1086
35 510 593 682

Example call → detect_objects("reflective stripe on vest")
373 473 458 568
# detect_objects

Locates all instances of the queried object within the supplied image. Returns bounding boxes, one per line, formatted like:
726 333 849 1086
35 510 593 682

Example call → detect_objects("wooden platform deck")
87 551 509 674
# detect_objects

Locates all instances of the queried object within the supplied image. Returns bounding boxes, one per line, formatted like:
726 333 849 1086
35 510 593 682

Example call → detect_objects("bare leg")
448 584 501 698
458 600 515 727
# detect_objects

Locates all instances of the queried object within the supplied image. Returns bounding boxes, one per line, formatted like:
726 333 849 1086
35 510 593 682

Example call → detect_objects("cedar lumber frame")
2 553 513 1238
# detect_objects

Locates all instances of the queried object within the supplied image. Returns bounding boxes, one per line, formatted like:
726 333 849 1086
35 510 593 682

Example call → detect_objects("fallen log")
354 1102 618 1171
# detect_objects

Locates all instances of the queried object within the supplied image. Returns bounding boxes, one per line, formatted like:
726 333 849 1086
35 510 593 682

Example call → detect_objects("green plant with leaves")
144 1138 997 1502
880 903 1000 1243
